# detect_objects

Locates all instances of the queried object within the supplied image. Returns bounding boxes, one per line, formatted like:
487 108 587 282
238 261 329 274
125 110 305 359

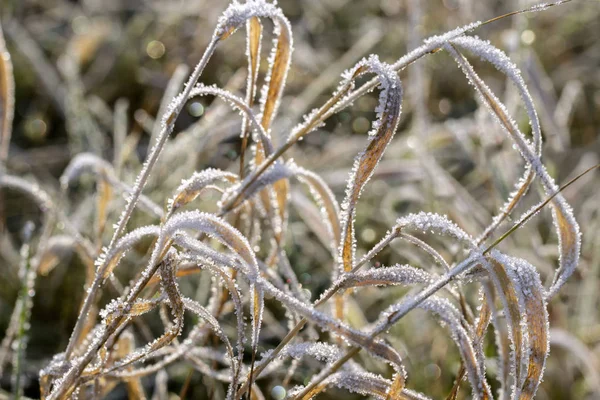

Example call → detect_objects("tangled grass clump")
0 0 598 399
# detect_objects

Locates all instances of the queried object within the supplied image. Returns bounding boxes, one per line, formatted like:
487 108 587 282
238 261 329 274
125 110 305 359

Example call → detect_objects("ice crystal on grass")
396 211 475 247
283 342 343 363
168 168 237 213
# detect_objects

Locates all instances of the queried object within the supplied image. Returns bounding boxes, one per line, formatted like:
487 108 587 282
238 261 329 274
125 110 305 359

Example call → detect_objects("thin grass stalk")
11 222 36 400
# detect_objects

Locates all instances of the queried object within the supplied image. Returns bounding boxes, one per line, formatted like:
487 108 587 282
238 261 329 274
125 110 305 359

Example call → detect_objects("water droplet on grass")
271 385 286 400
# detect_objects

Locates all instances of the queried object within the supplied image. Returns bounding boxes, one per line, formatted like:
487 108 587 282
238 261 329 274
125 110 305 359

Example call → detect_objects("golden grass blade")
386 372 406 400
490 252 549 399
96 175 113 244
257 12 292 133
0 23 14 163
483 258 524 398
240 17 263 177
339 56 403 273
516 269 548 399
125 377 146 400
474 288 492 373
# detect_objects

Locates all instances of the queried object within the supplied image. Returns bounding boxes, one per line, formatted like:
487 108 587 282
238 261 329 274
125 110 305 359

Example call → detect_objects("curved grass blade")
445 43 580 299
338 55 403 274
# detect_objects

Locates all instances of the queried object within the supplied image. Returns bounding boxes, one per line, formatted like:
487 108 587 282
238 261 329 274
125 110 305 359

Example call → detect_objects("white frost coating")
345 55 402 134
60 152 113 189
399 233 452 272
350 264 433 285
445 43 581 299
98 225 160 278
337 55 403 274
56 22 220 385
168 168 237 212
149 210 261 395
216 0 286 39
228 159 294 204
330 21 481 116
450 36 541 154
196 260 246 376
187 85 273 154
320 371 392 399
287 106 329 144
477 170 534 244
323 264 433 299
329 1 566 120
282 342 343 364
150 64 189 147
242 16 262 138
173 233 240 268
291 370 431 400
396 211 475 247
528 0 571 12
371 251 483 333
144 210 258 292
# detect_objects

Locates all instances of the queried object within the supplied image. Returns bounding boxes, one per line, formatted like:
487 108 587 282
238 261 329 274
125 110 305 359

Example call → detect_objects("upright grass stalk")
11 222 36 400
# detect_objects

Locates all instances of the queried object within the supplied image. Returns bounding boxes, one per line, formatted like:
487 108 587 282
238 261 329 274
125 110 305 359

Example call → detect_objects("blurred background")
0 0 599 398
